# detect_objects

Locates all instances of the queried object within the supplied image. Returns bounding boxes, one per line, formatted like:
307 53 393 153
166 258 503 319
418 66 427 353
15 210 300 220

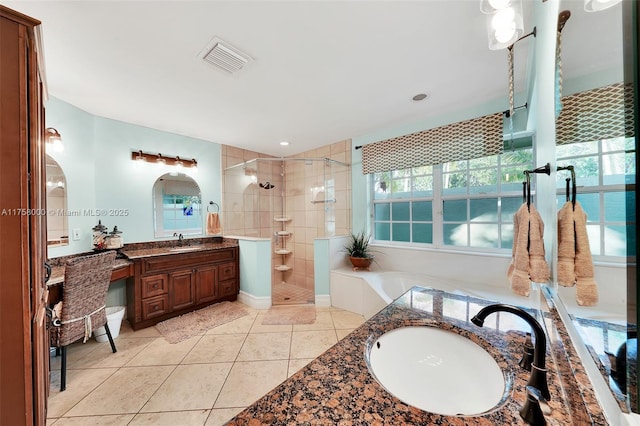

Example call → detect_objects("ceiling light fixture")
584 0 621 12
412 93 428 101
280 141 289 146
45 127 64 153
480 0 524 50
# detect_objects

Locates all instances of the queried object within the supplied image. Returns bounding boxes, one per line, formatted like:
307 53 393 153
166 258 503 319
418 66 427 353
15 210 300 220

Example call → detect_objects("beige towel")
206 212 221 235
508 204 532 296
528 204 550 283
557 201 576 286
574 202 598 306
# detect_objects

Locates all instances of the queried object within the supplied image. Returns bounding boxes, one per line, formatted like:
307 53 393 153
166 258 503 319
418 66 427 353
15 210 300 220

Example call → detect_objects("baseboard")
315 294 331 307
238 291 272 310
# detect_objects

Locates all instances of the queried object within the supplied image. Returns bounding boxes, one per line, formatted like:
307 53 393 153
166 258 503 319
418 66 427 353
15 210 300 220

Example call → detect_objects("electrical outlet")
72 228 81 240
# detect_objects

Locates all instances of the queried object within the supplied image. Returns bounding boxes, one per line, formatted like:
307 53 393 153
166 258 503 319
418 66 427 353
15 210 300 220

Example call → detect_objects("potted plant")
344 230 374 270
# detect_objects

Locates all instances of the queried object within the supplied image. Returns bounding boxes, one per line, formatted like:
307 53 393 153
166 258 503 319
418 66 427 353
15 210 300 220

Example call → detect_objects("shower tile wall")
221 141 352 304
284 140 352 295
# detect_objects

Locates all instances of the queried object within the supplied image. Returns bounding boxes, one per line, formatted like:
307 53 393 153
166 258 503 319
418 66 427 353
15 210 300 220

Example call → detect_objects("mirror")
152 173 202 237
46 155 68 246
553 0 635 412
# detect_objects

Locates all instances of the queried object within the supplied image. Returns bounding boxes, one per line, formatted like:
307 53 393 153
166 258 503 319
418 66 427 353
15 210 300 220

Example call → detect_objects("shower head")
259 181 275 190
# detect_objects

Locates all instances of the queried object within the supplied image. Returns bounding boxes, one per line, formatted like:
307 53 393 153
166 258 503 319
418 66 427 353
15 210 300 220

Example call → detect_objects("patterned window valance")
556 82 634 145
361 113 503 174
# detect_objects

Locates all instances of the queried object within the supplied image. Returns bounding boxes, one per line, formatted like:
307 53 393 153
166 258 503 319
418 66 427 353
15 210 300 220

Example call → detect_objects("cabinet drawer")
219 279 238 298
142 295 169 320
141 274 167 298
219 262 236 281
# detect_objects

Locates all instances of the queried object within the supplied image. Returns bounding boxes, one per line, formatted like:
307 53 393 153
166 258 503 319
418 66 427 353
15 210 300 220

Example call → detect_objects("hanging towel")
508 203 532 296
206 212 222 235
557 201 576 286
528 204 550 283
574 202 598 306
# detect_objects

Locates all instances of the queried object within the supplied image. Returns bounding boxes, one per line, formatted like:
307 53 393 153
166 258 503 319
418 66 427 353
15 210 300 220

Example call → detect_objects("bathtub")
329 268 538 319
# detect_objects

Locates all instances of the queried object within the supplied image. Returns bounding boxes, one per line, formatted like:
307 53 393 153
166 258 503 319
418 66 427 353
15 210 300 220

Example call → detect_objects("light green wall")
46 97 222 257
239 239 272 297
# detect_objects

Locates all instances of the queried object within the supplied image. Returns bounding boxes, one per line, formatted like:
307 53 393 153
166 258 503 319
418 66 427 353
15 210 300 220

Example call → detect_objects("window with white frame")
371 136 636 260
371 148 534 250
556 136 636 258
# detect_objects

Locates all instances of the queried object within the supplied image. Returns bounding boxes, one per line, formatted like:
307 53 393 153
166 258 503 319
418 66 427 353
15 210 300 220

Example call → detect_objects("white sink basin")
366 326 506 416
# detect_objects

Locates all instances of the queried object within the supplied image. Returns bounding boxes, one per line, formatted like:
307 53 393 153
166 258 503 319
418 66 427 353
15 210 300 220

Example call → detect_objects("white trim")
314 294 331 307
237 291 271 310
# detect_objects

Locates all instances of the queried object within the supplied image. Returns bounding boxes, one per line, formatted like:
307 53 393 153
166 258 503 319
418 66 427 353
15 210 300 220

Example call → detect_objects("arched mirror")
46 155 68 246
153 173 202 237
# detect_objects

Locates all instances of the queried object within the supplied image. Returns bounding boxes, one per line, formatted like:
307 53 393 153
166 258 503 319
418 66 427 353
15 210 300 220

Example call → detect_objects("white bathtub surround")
330 269 542 319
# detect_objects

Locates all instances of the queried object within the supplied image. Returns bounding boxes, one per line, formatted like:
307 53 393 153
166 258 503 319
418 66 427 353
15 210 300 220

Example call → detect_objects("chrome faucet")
173 233 184 245
471 304 550 402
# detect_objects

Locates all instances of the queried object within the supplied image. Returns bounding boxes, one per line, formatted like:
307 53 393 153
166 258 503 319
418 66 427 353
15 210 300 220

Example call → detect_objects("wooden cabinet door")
195 265 218 304
168 269 195 311
0 7 48 425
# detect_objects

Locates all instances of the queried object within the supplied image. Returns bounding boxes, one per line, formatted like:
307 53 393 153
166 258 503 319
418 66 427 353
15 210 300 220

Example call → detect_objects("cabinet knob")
154 305 159 311
153 284 158 288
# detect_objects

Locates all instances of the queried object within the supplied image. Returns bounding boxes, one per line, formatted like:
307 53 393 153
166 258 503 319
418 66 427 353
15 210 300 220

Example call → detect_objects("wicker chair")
50 251 118 391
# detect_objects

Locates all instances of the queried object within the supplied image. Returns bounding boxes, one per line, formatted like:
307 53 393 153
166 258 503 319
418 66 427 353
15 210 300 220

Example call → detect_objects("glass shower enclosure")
223 158 351 305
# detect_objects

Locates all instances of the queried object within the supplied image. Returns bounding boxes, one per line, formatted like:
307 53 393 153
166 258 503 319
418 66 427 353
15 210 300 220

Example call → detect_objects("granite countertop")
120 237 238 259
227 287 606 425
47 257 133 286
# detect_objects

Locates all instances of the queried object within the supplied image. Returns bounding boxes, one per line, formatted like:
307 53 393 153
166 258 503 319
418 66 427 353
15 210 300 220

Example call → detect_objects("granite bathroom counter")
47 257 133 286
227 287 605 425
120 238 238 259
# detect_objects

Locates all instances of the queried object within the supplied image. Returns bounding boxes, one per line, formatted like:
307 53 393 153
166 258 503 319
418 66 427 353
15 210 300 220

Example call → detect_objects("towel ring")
207 201 220 213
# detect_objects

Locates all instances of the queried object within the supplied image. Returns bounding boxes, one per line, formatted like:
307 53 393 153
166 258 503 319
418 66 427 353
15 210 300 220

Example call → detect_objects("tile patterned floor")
271 281 314 305
46 303 365 426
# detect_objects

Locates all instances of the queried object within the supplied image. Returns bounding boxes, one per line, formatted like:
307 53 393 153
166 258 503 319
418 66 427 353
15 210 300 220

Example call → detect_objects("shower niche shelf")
274 265 292 272
275 249 292 255
274 216 291 222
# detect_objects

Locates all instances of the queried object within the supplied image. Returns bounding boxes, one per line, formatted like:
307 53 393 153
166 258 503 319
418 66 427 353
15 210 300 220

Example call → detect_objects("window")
556 137 636 257
372 166 434 244
372 149 533 251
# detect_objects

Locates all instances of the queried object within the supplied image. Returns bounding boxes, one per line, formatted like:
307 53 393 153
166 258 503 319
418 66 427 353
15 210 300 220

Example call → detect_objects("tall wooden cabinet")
0 5 49 425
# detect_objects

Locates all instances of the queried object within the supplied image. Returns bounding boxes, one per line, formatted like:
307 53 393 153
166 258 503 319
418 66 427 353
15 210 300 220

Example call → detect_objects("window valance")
361 113 504 174
556 82 634 145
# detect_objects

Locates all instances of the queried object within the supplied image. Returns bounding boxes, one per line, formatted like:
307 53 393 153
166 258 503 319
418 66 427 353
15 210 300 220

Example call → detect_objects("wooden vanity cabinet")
126 246 239 330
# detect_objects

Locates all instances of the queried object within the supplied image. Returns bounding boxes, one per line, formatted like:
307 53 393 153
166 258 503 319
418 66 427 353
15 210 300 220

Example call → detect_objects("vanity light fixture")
584 0 621 12
45 127 64 153
131 150 198 170
174 156 184 171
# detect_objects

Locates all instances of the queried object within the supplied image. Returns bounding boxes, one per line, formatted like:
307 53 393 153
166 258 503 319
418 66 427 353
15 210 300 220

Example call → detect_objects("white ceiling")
1 1 623 157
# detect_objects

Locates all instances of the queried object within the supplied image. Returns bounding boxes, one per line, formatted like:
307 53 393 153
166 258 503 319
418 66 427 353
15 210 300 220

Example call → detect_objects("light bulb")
492 7 515 31
488 0 511 9
495 24 516 43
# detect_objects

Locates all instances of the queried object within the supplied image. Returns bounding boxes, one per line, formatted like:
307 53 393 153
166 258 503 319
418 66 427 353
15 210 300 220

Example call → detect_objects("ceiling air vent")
201 37 252 74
